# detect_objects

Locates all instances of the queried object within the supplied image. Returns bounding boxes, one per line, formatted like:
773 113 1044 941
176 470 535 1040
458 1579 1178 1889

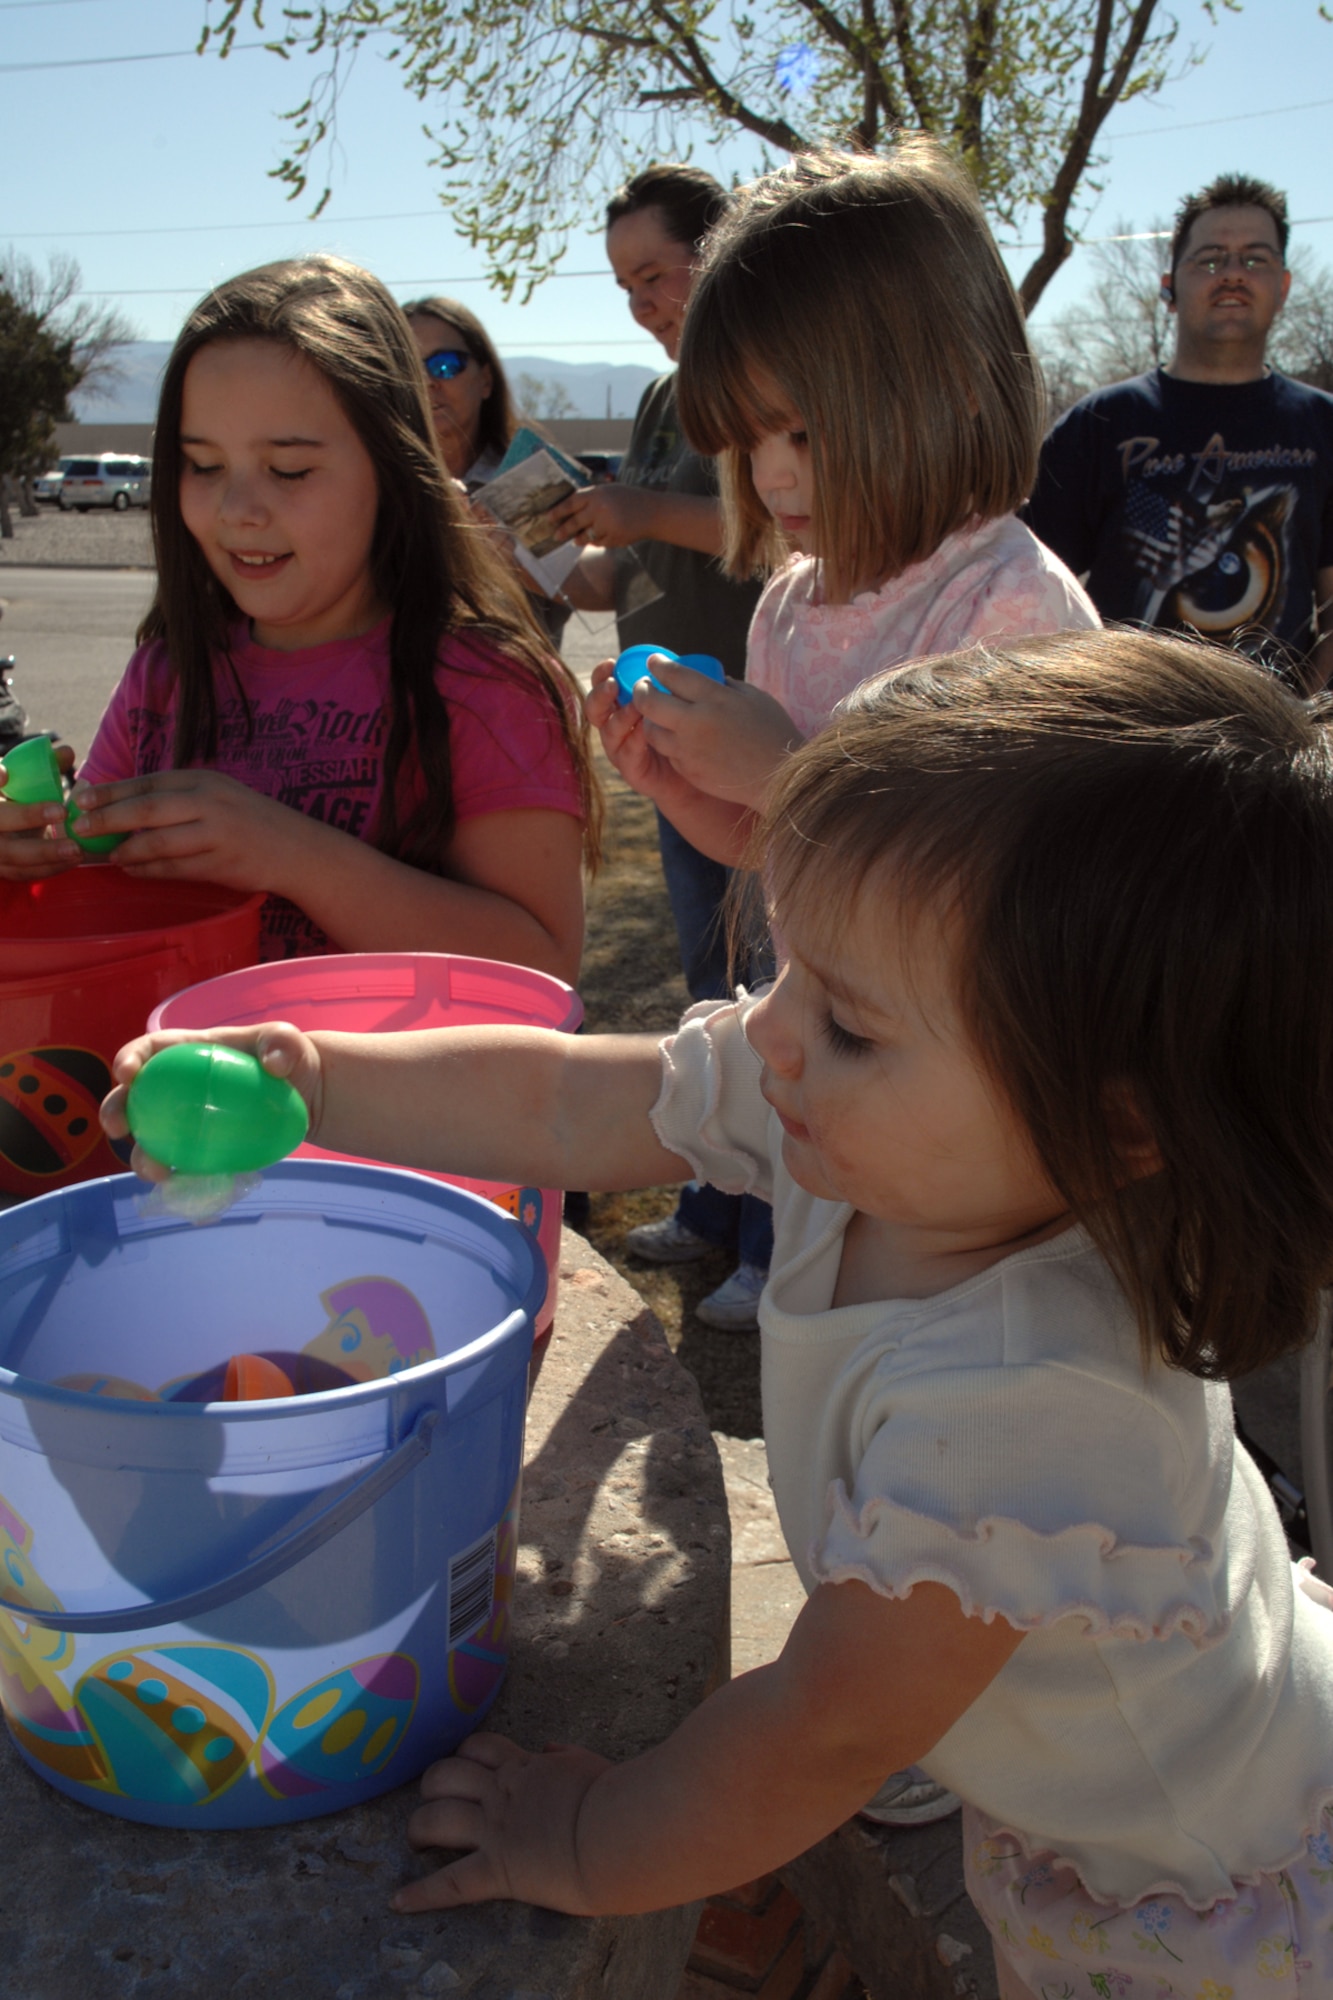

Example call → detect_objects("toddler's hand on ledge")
393 1731 611 1914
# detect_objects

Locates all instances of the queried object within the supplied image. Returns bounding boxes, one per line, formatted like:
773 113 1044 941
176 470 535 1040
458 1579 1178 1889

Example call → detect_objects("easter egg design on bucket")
258 1653 419 1800
76 1643 274 1808
301 1276 435 1384
0 1047 109 1181
492 1186 544 1240
448 1480 519 1714
0 1495 107 1787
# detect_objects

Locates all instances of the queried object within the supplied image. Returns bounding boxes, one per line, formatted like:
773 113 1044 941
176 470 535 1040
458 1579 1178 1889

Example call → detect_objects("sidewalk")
0 507 152 569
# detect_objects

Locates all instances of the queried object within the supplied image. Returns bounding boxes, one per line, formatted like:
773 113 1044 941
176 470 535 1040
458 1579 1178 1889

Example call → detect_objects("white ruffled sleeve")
650 995 775 1202
811 1346 1247 1646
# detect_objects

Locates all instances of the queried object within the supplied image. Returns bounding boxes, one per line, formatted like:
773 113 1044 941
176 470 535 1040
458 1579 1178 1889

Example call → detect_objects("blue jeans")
657 811 773 1273
656 810 731 999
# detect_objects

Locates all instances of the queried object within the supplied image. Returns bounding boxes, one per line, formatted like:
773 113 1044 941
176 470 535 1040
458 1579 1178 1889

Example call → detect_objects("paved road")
0 572 1314 1528
0 567 154 753
0 568 615 754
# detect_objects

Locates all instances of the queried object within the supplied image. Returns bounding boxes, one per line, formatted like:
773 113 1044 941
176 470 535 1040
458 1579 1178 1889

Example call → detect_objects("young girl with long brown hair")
0 255 597 975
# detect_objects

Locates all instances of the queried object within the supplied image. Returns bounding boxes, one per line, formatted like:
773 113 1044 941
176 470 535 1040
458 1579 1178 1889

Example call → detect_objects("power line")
19 205 1331 248
0 21 1329 156
71 274 610 296
15 210 1331 255
1000 214 1333 254
0 39 268 71
8 211 459 243
63 218 1333 298
1106 93 1333 141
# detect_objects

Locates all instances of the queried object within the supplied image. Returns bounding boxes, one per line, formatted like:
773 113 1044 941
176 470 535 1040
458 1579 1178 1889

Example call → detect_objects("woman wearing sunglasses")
403 296 517 490
405 297 570 649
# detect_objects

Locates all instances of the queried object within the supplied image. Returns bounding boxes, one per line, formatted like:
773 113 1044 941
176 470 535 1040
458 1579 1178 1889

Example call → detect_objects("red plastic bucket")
149 954 584 1336
0 877 264 1200
0 875 265 980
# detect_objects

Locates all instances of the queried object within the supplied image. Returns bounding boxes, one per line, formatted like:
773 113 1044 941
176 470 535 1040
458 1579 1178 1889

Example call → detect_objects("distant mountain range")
74 343 659 424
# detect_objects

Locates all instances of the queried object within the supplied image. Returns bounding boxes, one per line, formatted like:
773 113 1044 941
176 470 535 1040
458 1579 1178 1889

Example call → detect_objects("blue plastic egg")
613 645 726 705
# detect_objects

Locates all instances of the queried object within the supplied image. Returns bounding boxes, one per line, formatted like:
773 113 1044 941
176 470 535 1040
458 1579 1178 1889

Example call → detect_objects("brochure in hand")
473 428 664 612
474 428 587 593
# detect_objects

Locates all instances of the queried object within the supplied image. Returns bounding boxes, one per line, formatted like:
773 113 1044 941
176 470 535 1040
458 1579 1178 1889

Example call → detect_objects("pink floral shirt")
746 514 1100 738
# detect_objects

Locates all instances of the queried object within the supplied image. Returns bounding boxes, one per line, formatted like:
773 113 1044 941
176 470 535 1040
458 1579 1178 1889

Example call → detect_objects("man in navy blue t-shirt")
1026 173 1333 691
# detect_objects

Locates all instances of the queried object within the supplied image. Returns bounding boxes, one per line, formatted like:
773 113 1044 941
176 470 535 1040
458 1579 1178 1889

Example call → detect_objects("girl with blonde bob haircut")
2 254 599 978
587 138 1096 886
681 140 1043 597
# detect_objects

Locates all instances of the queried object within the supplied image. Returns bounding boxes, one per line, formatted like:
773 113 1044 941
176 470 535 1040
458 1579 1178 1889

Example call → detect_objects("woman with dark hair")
401 294 517 490
404 294 570 648
553 163 771 1331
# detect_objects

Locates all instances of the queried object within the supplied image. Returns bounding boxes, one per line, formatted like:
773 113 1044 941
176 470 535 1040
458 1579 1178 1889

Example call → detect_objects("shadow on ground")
579 752 764 1441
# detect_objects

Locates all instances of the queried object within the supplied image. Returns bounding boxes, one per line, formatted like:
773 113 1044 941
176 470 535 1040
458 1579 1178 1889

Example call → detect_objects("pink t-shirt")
746 514 1100 738
81 617 583 960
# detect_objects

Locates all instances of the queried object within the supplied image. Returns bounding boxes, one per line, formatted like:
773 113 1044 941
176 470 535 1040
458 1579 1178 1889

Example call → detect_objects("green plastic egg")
126 1043 309 1176
1 739 127 851
66 802 127 855
1 736 63 805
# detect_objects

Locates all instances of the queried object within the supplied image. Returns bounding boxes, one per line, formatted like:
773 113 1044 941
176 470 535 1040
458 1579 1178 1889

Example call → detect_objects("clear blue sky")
4 0 1331 359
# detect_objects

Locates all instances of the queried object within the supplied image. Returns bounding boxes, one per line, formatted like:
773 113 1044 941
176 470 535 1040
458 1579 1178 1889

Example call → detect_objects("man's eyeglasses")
423 348 472 381
1182 250 1282 277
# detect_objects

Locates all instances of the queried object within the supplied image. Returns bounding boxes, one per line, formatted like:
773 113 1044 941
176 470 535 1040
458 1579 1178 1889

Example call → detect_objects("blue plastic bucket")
0 1160 544 1828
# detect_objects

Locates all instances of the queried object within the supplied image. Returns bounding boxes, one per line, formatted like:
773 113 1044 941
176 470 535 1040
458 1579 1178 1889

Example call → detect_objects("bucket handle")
0 1407 438 1635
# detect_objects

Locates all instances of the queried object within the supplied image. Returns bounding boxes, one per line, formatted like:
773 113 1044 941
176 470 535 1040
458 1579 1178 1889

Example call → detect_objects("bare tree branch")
1018 0 1169 313
645 0 807 149
201 3 1295 314
953 1 997 166
884 0 936 126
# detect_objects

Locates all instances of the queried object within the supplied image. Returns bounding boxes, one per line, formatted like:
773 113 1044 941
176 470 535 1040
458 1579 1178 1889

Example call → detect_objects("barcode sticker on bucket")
448 1529 497 1644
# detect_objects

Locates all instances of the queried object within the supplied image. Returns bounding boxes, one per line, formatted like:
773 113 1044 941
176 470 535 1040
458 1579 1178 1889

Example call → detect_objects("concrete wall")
54 418 634 460
544 419 633 454
55 422 155 457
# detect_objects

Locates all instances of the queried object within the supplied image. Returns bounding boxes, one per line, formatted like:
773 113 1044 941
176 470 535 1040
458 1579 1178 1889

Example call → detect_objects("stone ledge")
0 1229 730 2000
779 1816 995 2000
713 1437 996 1999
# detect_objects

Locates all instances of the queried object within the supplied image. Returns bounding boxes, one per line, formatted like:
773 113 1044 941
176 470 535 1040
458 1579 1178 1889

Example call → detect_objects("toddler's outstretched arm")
102 1021 692 1197
395 1577 1023 1915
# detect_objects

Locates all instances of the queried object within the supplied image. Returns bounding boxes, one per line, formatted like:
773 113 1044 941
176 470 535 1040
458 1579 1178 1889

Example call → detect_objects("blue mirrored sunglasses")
423 348 471 381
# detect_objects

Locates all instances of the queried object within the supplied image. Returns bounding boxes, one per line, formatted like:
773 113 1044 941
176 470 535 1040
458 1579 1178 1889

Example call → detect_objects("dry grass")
576 749 764 1440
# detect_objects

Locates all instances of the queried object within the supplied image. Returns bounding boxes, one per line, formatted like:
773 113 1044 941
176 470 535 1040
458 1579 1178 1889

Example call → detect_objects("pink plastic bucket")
149 954 583 1336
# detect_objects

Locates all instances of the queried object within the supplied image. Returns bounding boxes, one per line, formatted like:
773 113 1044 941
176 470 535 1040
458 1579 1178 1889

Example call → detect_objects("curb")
710 1435 998 1999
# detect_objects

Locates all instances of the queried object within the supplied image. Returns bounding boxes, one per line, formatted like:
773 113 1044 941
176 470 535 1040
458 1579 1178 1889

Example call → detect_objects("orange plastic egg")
222 1354 295 1402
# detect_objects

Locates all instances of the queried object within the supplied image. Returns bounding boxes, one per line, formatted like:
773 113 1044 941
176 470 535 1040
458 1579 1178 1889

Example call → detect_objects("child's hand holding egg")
101 1029 323 1219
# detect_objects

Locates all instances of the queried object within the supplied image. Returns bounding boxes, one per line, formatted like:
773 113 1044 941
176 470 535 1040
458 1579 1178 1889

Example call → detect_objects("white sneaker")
857 1767 961 1827
695 1261 766 1331
624 1213 714 1264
